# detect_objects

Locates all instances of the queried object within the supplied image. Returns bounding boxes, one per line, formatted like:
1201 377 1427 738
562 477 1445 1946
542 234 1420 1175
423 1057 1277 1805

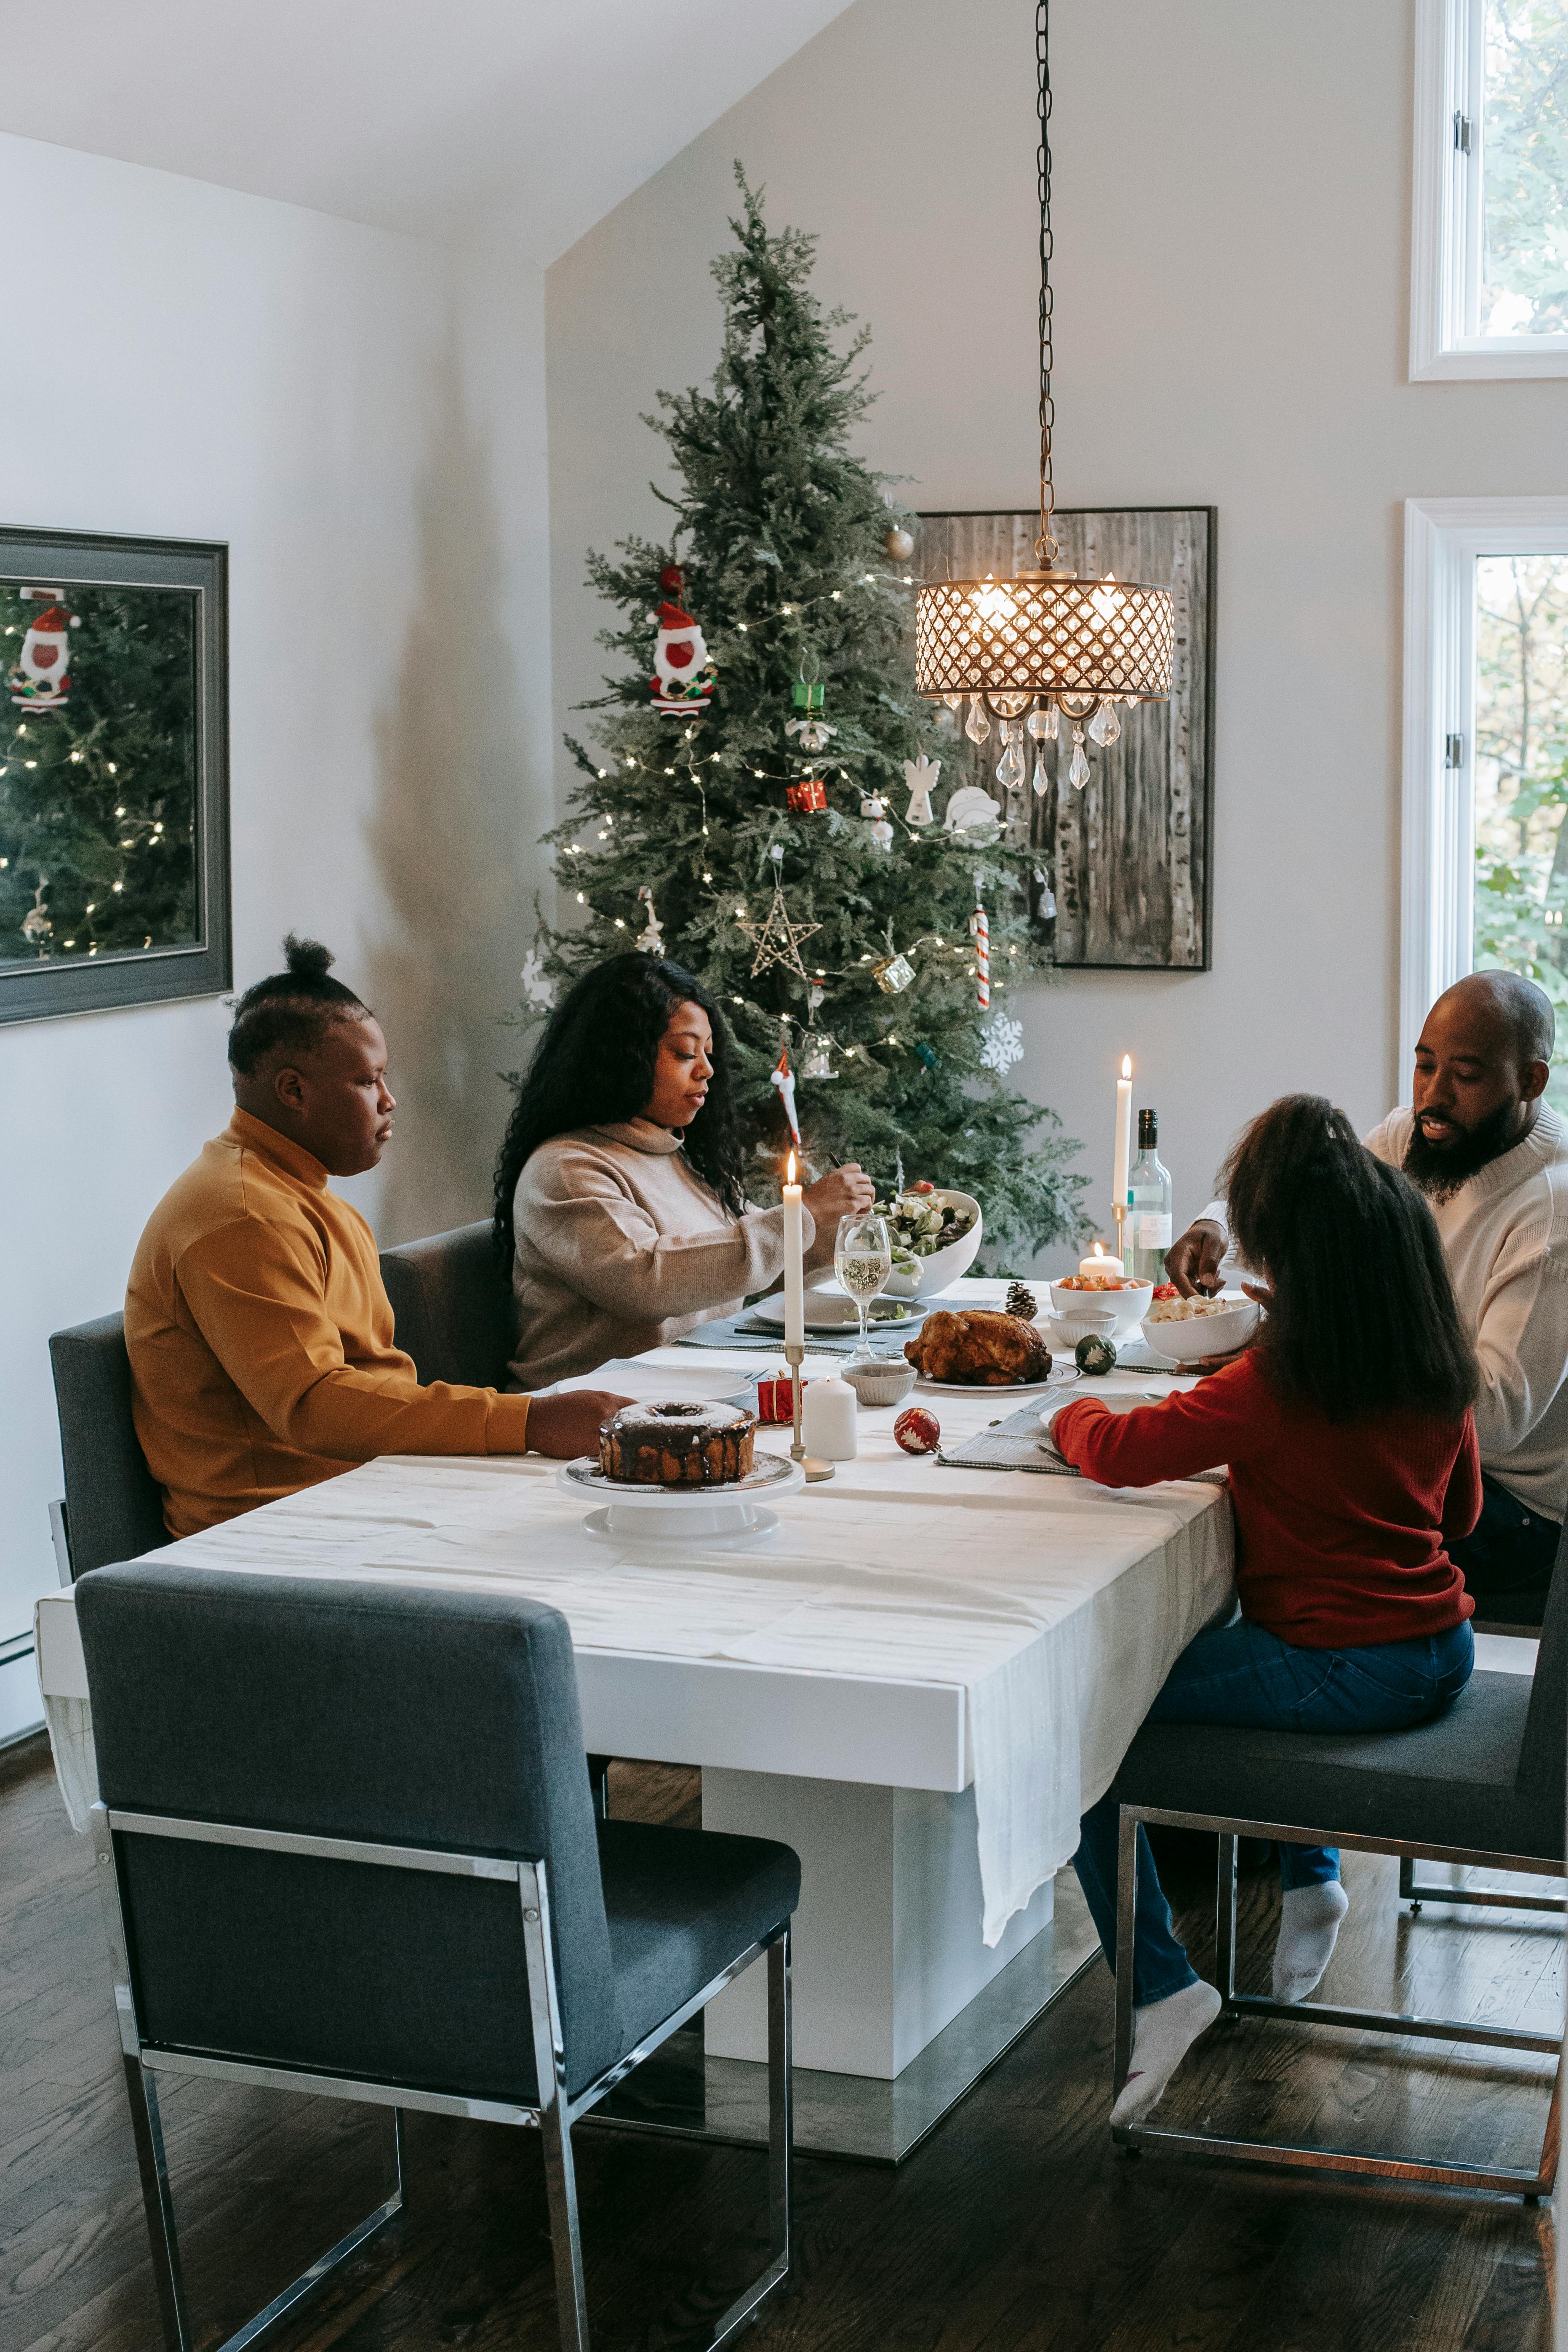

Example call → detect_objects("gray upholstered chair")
1107 1547 1568 2198
77 1562 797 2352
378 1218 516 1390
48 1312 168 1581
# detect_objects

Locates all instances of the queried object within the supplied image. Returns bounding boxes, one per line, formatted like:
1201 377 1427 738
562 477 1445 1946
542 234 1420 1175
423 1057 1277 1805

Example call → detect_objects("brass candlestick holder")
784 1339 835 1483
1112 1199 1126 1264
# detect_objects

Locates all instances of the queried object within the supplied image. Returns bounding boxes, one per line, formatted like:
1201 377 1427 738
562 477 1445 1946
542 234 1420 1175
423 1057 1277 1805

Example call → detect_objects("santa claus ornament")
649 563 716 714
8 592 80 710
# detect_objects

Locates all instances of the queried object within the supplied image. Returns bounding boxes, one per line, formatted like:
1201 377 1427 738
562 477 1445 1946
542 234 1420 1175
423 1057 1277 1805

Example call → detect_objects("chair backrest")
1514 1512 1568 1861
75 1562 622 2103
48 1314 169 1579
379 1220 516 1391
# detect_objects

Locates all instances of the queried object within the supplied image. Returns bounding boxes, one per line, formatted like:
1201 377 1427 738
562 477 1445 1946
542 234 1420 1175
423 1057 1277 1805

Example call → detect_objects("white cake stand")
555 1452 805 1548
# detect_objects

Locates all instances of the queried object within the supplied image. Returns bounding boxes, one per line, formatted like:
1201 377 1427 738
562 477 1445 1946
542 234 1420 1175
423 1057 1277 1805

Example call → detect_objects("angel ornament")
902 754 940 828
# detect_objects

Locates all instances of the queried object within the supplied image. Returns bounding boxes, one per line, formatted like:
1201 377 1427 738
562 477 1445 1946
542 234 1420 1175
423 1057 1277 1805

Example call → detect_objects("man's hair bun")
283 934 336 982
228 934 369 1076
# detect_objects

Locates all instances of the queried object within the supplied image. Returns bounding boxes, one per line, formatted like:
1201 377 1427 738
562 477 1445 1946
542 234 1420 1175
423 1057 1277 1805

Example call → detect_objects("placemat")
938 1397 1227 1485
673 1304 930 1356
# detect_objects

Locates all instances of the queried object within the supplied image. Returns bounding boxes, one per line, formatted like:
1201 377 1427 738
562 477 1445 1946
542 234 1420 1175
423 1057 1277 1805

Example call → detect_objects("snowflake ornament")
978 1013 1025 1075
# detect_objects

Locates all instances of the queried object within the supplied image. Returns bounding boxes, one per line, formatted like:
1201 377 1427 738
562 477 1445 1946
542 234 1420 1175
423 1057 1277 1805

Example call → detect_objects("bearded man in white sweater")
1166 972 1568 1625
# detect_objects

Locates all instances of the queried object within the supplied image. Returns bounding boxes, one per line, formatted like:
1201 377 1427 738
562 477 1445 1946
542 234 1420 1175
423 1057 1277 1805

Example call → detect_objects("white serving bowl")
1046 1276 1153 1342
879 1189 985 1300
1140 1295 1261 1363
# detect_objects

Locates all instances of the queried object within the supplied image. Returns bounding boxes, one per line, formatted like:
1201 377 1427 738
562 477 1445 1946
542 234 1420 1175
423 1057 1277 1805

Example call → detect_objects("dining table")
34 1278 1235 2163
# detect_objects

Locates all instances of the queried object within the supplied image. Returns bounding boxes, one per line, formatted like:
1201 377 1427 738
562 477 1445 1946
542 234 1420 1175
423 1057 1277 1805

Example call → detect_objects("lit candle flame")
1120 1054 1132 1079
786 1150 797 1187
1092 1241 1106 1260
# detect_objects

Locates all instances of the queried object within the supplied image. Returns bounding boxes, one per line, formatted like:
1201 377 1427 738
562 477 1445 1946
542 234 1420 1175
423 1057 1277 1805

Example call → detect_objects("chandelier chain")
1036 0 1056 568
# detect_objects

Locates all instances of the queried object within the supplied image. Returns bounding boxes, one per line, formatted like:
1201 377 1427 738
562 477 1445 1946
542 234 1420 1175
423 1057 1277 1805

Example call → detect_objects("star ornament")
738 882 821 982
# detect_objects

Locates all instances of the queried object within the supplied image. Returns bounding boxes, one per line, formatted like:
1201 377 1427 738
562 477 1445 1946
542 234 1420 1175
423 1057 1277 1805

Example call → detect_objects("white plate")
558 1452 799 1501
751 1289 919 1331
915 1373 1064 1397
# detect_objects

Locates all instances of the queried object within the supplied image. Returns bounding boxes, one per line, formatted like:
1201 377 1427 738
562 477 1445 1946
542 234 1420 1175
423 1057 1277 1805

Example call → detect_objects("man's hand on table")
1164 1218 1227 1297
527 1389 633 1459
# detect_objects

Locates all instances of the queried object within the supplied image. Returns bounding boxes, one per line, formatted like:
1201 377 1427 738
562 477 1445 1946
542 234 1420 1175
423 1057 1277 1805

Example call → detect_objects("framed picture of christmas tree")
0 525 229 1026
910 507 1216 970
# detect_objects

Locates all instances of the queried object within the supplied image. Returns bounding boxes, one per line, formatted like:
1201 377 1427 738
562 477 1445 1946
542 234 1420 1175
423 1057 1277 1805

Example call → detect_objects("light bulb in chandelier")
1027 704 1059 743
964 696 991 745
1087 701 1122 748
1068 728 1091 790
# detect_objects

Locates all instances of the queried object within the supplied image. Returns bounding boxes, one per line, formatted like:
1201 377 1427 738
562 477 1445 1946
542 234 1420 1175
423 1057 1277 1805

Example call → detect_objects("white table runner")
43 1344 1235 1946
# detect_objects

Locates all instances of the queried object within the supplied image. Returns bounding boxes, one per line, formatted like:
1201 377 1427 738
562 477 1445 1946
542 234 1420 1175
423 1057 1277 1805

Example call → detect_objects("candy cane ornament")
970 884 990 1010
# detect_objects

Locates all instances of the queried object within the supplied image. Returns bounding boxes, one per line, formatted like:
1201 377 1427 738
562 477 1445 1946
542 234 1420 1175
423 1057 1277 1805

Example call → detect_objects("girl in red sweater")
1053 1095 1480 2125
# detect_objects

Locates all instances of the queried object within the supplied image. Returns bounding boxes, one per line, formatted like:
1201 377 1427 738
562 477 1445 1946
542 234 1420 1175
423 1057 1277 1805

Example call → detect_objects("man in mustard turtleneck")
126 936 626 1538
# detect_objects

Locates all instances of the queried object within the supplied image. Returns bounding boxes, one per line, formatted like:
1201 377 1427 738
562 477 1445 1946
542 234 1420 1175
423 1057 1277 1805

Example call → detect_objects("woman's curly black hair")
1221 1092 1478 1423
492 953 749 1267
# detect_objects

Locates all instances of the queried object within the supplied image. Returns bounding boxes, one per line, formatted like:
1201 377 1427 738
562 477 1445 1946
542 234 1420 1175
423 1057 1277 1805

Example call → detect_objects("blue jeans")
1072 1614 1475 2006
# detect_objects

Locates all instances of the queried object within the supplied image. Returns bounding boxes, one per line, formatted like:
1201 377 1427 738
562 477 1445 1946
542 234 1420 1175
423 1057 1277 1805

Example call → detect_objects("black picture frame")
911 507 1216 971
0 525 230 1027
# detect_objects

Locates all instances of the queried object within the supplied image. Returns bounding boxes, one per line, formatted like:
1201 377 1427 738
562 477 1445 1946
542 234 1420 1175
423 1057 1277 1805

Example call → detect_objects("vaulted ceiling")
0 0 856 257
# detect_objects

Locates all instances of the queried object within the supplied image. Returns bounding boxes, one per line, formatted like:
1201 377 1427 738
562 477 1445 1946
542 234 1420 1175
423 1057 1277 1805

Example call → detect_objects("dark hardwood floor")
1 1734 1558 2352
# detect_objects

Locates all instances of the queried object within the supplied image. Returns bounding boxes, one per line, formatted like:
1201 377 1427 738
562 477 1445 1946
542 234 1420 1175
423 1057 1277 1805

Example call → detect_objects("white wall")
0 133 554 1712
545 0 1568 1268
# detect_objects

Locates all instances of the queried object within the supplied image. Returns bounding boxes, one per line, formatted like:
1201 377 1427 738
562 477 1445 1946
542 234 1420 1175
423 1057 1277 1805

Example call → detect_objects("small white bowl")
842 1360 918 1408
1047 1276 1152 1342
879 1189 985 1300
1140 1296 1261 1363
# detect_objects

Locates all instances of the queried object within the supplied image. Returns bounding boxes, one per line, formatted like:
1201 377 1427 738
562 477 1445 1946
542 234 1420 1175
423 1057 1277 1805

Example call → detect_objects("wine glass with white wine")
835 1210 893 1366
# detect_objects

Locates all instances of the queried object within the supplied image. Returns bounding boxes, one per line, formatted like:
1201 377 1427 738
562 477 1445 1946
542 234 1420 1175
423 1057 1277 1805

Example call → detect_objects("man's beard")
1403 1099 1523 1201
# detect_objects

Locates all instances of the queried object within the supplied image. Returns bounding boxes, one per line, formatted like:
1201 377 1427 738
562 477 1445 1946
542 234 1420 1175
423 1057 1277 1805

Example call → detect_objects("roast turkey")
904 1308 1050 1386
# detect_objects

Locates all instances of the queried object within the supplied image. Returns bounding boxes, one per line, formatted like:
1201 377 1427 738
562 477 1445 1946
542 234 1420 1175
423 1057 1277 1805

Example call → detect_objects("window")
1403 500 1568 1099
1411 0 1568 379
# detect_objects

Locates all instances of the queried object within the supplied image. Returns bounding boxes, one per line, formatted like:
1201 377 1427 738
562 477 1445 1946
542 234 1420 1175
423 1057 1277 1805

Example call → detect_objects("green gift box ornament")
792 679 825 712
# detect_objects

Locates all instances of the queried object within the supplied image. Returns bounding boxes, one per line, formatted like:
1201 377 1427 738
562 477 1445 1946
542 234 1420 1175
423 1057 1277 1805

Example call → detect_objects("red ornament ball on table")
894 1405 941 1455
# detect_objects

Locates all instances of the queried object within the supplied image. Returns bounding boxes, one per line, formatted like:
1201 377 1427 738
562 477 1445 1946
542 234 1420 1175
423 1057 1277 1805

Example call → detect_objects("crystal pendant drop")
995 722 1026 792
1067 727 1091 789
1087 701 1121 747
965 696 991 744
1032 751 1048 797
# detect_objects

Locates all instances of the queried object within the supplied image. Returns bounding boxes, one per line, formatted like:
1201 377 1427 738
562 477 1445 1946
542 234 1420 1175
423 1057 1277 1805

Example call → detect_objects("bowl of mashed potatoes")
1140 1290 1261 1364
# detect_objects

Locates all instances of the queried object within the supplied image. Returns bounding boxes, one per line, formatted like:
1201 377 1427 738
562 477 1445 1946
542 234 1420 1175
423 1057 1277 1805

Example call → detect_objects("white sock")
1272 1880 1349 2004
1111 1979 1222 2126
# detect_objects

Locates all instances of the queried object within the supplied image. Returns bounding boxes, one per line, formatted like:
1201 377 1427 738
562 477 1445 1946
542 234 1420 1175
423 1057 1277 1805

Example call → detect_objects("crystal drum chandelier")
914 0 1175 789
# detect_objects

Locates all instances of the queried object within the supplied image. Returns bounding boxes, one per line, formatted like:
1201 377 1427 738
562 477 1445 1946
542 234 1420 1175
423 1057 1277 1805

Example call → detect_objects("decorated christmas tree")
529 171 1087 1262
0 582 197 964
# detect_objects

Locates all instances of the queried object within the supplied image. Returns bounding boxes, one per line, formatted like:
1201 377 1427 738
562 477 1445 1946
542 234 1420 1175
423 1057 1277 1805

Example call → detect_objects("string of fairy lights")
557 560 1027 1061
0 667 163 956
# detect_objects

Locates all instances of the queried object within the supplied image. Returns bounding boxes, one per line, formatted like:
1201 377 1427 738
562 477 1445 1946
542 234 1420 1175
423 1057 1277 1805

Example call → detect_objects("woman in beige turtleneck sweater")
496 955 874 1388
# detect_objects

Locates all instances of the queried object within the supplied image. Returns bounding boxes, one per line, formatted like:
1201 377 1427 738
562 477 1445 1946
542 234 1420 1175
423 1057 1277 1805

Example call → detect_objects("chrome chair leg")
1215 1834 1238 2005
123 2058 193 2352
767 1929 792 2278
1112 1808 1138 2107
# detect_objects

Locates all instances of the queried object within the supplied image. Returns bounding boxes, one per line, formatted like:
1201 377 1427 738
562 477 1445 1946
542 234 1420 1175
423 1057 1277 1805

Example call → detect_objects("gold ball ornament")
885 525 915 563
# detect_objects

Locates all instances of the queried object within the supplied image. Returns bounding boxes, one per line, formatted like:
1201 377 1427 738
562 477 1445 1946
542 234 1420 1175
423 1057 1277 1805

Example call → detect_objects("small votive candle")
801 1375 858 1461
1078 1241 1125 1279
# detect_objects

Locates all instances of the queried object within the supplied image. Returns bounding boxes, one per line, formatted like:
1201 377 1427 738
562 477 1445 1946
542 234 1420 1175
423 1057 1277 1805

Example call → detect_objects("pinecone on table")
1005 1280 1038 1324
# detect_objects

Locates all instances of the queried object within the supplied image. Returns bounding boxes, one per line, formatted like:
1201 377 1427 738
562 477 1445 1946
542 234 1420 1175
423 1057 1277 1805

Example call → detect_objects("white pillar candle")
1112 1054 1133 1224
782 1151 805 1349
802 1375 858 1460
1078 1242 1125 1279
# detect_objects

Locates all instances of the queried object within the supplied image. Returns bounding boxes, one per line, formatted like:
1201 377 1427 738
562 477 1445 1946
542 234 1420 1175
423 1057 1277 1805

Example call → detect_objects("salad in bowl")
873 1182 984 1299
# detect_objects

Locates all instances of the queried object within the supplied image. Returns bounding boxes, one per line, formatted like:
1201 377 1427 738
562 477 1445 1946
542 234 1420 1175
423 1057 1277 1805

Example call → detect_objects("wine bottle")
1127 1109 1173 1283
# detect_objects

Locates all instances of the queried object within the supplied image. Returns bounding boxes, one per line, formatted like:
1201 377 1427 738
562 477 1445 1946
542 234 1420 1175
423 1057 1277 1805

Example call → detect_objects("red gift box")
786 777 827 814
757 1371 798 1424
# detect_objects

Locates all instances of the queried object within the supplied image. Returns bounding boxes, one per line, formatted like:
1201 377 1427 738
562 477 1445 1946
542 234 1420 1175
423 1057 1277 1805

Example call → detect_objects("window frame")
1402 496 1568 1075
1411 0 1568 381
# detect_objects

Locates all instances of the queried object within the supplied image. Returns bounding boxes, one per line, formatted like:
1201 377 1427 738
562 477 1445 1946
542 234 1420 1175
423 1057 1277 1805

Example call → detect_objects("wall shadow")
363 346 534 1248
